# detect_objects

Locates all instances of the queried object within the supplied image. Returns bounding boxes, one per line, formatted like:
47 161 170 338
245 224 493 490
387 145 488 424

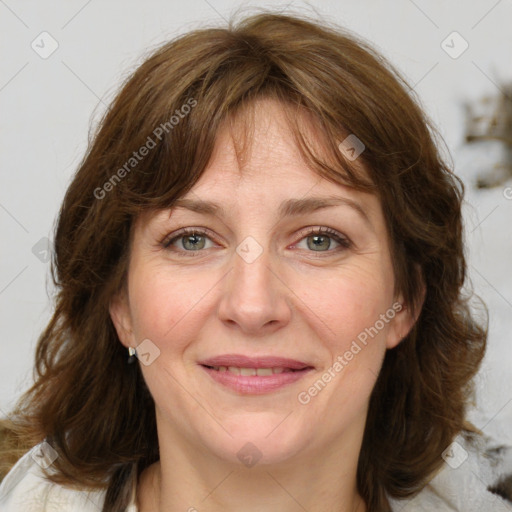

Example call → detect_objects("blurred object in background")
463 83 512 189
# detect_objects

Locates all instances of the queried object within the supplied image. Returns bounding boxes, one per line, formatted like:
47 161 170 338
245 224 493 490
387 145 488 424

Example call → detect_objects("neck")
137 413 368 512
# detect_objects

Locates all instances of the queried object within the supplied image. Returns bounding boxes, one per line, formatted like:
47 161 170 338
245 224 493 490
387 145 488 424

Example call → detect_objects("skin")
110 98 423 512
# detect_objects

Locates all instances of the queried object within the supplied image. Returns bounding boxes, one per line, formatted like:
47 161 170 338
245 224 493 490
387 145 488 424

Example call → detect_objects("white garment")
388 433 512 511
0 443 137 512
0 435 511 511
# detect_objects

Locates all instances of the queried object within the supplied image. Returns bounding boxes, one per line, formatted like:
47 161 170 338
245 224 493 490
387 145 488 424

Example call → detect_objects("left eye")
293 227 351 253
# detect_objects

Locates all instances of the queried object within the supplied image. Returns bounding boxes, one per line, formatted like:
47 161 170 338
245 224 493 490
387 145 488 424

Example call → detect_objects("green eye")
181 233 207 250
295 227 351 253
306 234 334 251
163 228 214 253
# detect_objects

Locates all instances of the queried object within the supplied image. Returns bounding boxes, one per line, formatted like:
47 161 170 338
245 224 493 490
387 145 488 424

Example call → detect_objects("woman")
0 10 510 512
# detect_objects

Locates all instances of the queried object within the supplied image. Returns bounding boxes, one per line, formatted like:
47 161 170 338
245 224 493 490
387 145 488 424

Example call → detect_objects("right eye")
162 227 218 255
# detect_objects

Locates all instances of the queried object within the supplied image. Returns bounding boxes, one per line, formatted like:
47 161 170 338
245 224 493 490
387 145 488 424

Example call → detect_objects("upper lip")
199 354 313 370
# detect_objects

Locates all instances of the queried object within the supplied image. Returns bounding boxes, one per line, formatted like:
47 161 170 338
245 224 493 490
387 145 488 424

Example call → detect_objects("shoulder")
0 442 107 512
388 432 512 511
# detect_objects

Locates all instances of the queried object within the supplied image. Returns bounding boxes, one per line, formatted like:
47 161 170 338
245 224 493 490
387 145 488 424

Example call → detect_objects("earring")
127 347 137 364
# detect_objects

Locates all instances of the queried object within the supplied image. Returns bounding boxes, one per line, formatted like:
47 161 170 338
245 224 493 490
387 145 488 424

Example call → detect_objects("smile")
198 355 314 394
206 366 299 375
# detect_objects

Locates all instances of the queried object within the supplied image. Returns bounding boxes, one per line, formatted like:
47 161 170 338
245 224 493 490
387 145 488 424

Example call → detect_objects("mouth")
202 365 304 375
198 354 314 394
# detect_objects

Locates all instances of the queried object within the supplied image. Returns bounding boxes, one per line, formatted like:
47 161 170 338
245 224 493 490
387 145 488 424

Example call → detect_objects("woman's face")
111 98 416 467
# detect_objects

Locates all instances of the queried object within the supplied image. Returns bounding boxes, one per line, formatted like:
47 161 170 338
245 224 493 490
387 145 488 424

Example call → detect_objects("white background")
1 0 511 442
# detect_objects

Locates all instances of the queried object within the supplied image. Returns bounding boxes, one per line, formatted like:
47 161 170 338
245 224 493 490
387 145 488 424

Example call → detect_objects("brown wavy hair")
0 10 487 512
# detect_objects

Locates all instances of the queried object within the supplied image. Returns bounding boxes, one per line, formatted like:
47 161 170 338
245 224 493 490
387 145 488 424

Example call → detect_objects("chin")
199 412 313 467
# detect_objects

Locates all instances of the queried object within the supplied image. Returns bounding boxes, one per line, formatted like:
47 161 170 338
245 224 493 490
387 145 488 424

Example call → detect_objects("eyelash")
162 226 351 257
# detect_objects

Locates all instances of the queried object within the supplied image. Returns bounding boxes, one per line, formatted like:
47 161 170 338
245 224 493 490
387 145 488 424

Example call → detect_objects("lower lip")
201 366 312 394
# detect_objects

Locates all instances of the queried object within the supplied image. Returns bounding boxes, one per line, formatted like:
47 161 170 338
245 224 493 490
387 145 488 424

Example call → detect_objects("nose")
217 241 292 336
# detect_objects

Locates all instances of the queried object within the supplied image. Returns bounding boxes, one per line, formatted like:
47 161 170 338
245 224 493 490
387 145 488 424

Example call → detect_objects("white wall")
1 0 511 441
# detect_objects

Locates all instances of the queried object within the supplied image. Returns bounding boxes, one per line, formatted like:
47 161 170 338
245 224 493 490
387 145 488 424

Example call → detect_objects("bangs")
93 30 380 218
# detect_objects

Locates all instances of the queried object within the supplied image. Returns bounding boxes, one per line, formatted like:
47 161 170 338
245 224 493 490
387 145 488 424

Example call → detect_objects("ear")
385 268 426 350
109 291 135 349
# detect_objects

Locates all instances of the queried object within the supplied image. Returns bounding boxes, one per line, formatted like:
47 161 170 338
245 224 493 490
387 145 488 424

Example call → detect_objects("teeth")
210 366 292 375
256 368 273 376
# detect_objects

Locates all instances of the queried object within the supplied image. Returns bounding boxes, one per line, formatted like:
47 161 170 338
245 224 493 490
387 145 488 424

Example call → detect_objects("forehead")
197 102 375 223
137 97 382 229
193 97 369 189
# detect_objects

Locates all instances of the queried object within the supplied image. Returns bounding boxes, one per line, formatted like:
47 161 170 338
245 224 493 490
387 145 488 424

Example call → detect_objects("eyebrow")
172 195 373 229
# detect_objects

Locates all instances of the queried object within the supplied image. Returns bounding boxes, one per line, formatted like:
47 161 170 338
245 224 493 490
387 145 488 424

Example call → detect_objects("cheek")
127 263 216 346
295 260 393 353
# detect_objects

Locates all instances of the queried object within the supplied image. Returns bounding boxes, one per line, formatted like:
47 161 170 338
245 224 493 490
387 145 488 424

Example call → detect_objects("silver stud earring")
127 347 137 364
